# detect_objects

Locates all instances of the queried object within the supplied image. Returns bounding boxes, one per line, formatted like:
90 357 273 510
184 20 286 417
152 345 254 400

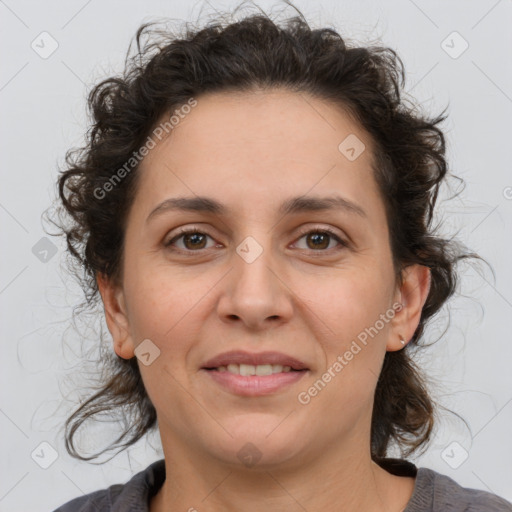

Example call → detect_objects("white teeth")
218 364 292 375
256 364 273 376
227 364 239 374
239 364 255 376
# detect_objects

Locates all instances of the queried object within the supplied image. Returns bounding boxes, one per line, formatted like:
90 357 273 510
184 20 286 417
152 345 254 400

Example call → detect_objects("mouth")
201 350 309 371
204 363 304 376
200 351 309 396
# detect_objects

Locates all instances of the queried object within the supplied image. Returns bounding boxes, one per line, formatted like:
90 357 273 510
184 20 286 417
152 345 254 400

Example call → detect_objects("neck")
150 434 415 512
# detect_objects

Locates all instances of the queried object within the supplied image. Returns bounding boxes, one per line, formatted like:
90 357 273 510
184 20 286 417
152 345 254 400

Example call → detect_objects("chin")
204 416 306 469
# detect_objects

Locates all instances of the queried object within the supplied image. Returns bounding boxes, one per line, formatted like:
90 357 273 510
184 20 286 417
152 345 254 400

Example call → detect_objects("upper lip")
202 351 309 370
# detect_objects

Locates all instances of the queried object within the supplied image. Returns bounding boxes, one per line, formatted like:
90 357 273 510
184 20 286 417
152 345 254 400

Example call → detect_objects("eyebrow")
146 194 367 223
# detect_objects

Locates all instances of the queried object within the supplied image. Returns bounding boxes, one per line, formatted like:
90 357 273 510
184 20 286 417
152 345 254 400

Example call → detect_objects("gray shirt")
53 458 512 511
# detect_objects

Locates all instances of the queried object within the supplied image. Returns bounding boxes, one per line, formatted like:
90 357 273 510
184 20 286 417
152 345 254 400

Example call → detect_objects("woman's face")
100 89 428 469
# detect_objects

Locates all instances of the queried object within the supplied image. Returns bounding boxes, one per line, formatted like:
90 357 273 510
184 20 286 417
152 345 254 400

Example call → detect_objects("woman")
52 4 512 511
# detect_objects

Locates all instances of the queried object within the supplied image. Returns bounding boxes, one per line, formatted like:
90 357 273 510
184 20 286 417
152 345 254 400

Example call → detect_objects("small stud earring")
399 334 406 345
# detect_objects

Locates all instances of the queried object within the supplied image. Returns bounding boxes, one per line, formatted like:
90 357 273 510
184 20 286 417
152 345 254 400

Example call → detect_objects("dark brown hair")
50 1 479 462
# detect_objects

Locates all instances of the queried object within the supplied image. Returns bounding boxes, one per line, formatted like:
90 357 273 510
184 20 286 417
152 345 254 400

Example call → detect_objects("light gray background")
1 0 511 510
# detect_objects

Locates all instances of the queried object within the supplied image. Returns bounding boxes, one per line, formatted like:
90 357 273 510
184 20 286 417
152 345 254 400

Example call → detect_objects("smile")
213 363 295 375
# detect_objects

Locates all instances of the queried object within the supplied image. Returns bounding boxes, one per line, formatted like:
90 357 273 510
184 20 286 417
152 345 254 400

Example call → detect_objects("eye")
164 228 218 251
164 226 348 253
293 227 348 252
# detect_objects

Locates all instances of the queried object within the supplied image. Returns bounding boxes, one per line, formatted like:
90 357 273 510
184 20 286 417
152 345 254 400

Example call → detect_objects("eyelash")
164 226 348 254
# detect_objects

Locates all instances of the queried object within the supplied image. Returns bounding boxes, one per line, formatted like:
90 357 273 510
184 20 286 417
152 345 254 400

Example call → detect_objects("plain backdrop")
1 0 511 510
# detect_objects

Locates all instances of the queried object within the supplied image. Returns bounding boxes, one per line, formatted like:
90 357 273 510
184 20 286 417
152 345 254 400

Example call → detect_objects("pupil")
185 233 206 249
309 233 328 250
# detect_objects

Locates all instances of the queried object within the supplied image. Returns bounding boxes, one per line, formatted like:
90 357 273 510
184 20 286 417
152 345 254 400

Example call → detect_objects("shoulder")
52 459 166 512
406 466 512 512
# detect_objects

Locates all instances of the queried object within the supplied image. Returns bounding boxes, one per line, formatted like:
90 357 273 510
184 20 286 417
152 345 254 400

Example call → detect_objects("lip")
203 369 308 396
201 350 309 370
200 350 310 397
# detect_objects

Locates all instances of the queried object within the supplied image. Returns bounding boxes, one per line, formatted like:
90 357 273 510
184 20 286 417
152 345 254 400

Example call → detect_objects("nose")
216 236 294 331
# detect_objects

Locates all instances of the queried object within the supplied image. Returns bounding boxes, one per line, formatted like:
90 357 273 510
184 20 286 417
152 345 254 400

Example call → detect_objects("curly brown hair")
49 2 479 463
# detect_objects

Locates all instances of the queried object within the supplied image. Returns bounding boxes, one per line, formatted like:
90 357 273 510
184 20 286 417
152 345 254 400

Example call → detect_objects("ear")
387 264 431 351
96 272 135 359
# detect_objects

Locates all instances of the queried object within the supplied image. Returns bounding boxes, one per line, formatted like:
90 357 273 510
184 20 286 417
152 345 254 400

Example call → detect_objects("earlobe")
96 273 135 359
387 264 431 352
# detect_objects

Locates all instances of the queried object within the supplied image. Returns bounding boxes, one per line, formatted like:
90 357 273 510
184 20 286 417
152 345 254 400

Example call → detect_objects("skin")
98 89 431 512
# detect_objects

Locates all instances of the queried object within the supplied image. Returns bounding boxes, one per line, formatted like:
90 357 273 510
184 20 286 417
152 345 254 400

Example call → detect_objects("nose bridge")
234 232 278 301
217 230 293 328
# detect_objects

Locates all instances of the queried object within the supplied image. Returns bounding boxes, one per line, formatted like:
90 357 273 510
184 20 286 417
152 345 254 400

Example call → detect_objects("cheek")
122 263 200 351
299 265 393 343
294 268 391 404
125 272 207 415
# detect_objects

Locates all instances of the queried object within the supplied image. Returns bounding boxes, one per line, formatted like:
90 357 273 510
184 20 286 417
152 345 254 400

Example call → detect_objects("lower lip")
202 369 308 396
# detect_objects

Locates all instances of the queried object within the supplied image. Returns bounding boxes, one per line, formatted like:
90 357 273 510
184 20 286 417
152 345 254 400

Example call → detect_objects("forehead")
134 89 384 222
